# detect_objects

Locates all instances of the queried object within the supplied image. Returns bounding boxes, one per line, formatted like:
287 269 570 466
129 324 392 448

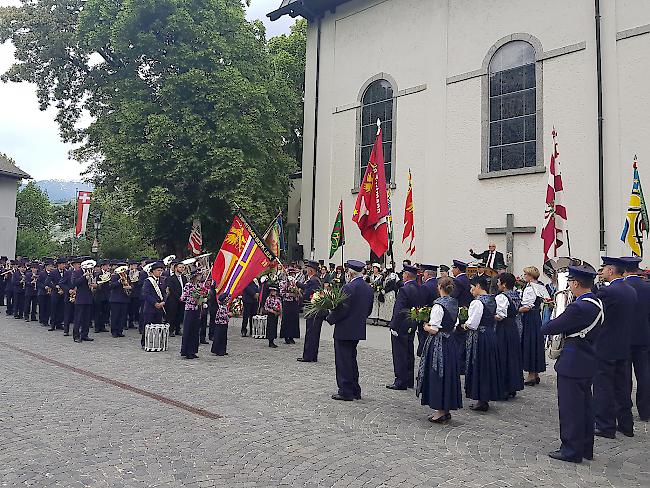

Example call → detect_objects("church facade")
270 0 650 271
0 154 31 259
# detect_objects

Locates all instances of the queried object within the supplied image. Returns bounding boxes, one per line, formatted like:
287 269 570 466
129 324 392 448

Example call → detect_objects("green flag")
329 200 345 258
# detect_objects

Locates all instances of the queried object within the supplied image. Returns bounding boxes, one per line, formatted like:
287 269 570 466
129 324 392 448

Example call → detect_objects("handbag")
548 297 603 360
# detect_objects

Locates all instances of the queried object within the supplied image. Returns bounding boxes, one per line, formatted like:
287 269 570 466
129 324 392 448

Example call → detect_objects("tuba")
114 265 132 296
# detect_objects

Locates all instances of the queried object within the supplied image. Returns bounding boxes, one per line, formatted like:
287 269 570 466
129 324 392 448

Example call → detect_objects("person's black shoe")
24 318 29 322
428 413 451 423
594 429 616 439
169 332 175 337
548 450 581 464
331 393 354 401
200 340 209 344
353 394 361 400
112 334 118 338
297 357 312 362
82 337 94 342
117 333 125 337
617 427 634 437
241 331 247 337
73 338 80 342
584 454 594 460
469 402 489 412
385 384 408 390
48 327 56 331
269 342 278 348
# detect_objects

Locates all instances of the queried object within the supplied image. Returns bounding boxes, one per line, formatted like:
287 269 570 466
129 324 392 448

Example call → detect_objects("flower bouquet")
229 297 243 317
303 285 348 318
458 306 469 325
407 306 432 322
190 283 210 308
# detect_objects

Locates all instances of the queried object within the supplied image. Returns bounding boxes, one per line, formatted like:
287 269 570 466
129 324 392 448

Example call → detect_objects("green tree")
15 181 52 231
1 0 295 253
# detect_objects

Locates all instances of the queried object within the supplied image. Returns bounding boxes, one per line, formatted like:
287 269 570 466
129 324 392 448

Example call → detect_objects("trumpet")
69 288 77 303
114 265 132 296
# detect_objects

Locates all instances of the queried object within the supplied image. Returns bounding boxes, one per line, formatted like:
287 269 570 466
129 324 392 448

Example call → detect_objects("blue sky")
0 0 293 181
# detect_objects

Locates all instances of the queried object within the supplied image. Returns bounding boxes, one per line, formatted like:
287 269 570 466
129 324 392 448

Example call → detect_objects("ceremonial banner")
352 121 389 257
541 129 567 262
187 219 203 256
211 216 247 292
75 191 92 237
263 213 284 267
621 157 649 257
329 200 345 258
402 169 415 256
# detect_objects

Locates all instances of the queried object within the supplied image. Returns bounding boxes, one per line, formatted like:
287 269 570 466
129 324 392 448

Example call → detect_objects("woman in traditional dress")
265 286 282 348
417 277 461 423
494 272 524 399
211 293 230 356
519 266 550 385
280 269 301 344
464 275 502 412
180 271 204 359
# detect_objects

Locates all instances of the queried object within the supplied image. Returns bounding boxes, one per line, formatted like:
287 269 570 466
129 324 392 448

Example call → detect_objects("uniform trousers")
128 297 140 328
241 302 256 335
73 304 92 340
334 339 361 398
302 315 324 361
49 294 63 326
199 309 208 342
631 346 650 420
13 291 25 318
63 299 74 334
94 300 110 332
4 289 13 315
110 302 128 336
38 295 50 325
594 358 634 435
390 332 416 388
24 295 37 320
0 283 4 306
557 375 595 460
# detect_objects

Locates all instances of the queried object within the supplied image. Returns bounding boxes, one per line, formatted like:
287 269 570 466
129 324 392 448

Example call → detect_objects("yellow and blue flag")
621 158 648 257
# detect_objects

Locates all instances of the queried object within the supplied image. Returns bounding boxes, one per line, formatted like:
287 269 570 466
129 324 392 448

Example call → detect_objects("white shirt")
487 251 495 268
521 282 550 308
495 293 509 319
465 299 484 330
428 303 444 331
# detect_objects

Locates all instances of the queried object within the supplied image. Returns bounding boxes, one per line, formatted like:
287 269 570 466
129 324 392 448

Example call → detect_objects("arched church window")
488 41 537 172
359 79 394 186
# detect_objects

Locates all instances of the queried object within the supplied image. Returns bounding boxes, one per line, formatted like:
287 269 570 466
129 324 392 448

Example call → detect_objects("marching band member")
279 268 301 345
417 276 461 422
519 266 550 386
127 259 143 330
165 260 186 337
37 259 53 326
12 260 27 320
297 261 323 362
451 260 472 374
72 259 94 342
494 273 524 399
211 293 230 356
418 265 439 357
62 258 75 336
46 258 66 331
264 285 282 348
241 280 259 337
0 256 7 308
180 270 204 359
109 262 131 338
141 262 166 348
93 260 111 333
23 262 39 322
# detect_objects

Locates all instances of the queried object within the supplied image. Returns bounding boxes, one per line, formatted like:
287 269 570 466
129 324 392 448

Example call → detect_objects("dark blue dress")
496 291 524 397
465 294 503 402
521 285 547 373
417 296 462 411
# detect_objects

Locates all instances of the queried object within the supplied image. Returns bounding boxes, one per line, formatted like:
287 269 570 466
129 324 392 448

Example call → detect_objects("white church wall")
0 177 19 258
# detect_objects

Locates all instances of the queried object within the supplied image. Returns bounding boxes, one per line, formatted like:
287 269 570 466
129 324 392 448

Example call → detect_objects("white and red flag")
352 120 389 257
402 169 415 256
541 128 567 261
187 219 203 256
75 191 92 237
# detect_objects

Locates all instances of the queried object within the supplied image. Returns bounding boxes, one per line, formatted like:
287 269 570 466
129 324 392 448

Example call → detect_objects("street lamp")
92 213 102 257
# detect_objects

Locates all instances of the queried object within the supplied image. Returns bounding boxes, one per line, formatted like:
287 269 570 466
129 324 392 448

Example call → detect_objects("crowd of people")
1 244 649 466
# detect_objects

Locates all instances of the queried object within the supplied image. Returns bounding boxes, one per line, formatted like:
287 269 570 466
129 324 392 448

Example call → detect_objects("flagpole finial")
376 119 381 135
634 155 638 169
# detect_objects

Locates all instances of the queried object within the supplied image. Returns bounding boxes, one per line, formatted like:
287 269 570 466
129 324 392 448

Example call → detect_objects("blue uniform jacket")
130 269 144 299
389 280 422 336
61 269 73 295
420 277 438 306
242 281 260 305
141 277 163 316
451 273 472 307
625 275 650 347
12 270 25 293
541 293 603 378
109 274 131 304
326 276 373 341
297 276 321 303
24 270 37 296
72 269 93 305
37 270 49 296
595 278 637 360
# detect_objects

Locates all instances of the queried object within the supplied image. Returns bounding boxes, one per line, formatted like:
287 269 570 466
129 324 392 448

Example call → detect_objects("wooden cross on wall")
485 213 537 272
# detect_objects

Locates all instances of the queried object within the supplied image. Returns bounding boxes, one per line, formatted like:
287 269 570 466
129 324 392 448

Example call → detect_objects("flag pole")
565 230 572 256
72 188 78 255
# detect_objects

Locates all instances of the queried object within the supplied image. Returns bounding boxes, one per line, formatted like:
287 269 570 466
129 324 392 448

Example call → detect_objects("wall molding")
617 24 650 41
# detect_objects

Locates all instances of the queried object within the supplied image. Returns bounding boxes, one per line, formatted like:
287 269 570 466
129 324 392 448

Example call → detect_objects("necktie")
488 252 494 268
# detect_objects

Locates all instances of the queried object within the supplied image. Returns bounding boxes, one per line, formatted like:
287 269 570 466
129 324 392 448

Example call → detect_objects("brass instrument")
129 268 140 283
115 265 132 296
69 288 77 303
162 254 176 266
19 271 25 290
97 271 111 284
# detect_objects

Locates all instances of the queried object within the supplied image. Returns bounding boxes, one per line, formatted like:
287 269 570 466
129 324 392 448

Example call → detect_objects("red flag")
352 122 389 257
75 191 92 237
541 128 567 262
402 169 415 256
187 219 202 256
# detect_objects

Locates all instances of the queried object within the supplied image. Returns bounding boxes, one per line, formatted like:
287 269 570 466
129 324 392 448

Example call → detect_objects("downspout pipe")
595 0 606 251
309 14 322 258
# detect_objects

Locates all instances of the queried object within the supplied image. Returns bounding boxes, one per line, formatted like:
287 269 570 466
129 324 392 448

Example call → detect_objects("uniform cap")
150 261 165 271
452 260 468 271
345 259 365 272
619 256 643 272
420 264 438 271
601 256 627 267
402 264 419 275
568 264 597 281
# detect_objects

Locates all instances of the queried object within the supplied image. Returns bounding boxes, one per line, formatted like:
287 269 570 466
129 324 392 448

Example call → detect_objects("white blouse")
465 299 484 331
428 303 444 331
521 282 550 308
495 293 509 319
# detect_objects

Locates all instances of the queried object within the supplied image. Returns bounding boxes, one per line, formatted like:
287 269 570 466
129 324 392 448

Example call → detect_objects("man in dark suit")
37 259 53 326
489 263 508 295
240 280 260 337
72 259 94 342
46 258 67 330
297 260 323 362
469 243 505 270
164 261 186 336
417 264 438 357
594 256 637 438
12 261 26 319
62 260 75 336
451 260 472 373
109 263 131 338
387 264 422 390
326 260 374 401
621 256 650 421
541 264 604 463
141 262 166 348
93 260 111 332
23 262 39 322
128 260 143 330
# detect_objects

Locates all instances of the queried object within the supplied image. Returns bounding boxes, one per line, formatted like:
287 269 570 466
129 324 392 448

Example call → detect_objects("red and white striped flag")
75 191 92 237
541 128 567 262
188 219 203 256
402 169 415 256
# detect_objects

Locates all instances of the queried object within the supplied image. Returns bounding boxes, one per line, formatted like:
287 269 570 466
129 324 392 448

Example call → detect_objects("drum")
252 315 267 339
144 323 170 352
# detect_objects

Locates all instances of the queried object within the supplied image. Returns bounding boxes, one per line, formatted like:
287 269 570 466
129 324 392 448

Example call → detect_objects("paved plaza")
0 313 648 488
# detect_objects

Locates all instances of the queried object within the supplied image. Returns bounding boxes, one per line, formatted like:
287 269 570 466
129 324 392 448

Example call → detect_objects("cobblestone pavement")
1 312 648 488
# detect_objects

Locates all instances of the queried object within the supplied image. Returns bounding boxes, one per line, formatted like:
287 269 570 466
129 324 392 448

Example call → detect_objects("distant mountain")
21 180 94 203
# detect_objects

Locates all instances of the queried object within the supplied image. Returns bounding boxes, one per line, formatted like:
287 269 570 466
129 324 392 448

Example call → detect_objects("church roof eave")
0 155 32 180
267 0 350 22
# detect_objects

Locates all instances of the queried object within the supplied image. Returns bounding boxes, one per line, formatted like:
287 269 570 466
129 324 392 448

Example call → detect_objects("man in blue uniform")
387 264 422 390
297 261 324 362
541 265 604 463
109 262 131 337
141 262 166 348
451 260 472 373
240 279 259 337
128 259 143 330
0 256 6 307
93 260 111 333
417 264 438 357
326 260 374 401
12 261 27 319
46 258 67 331
23 262 39 321
37 259 53 326
594 256 637 438
72 259 94 342
62 258 75 336
621 256 650 421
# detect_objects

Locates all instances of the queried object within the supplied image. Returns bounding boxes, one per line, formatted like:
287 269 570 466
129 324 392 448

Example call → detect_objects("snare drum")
252 315 267 339
144 323 170 352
